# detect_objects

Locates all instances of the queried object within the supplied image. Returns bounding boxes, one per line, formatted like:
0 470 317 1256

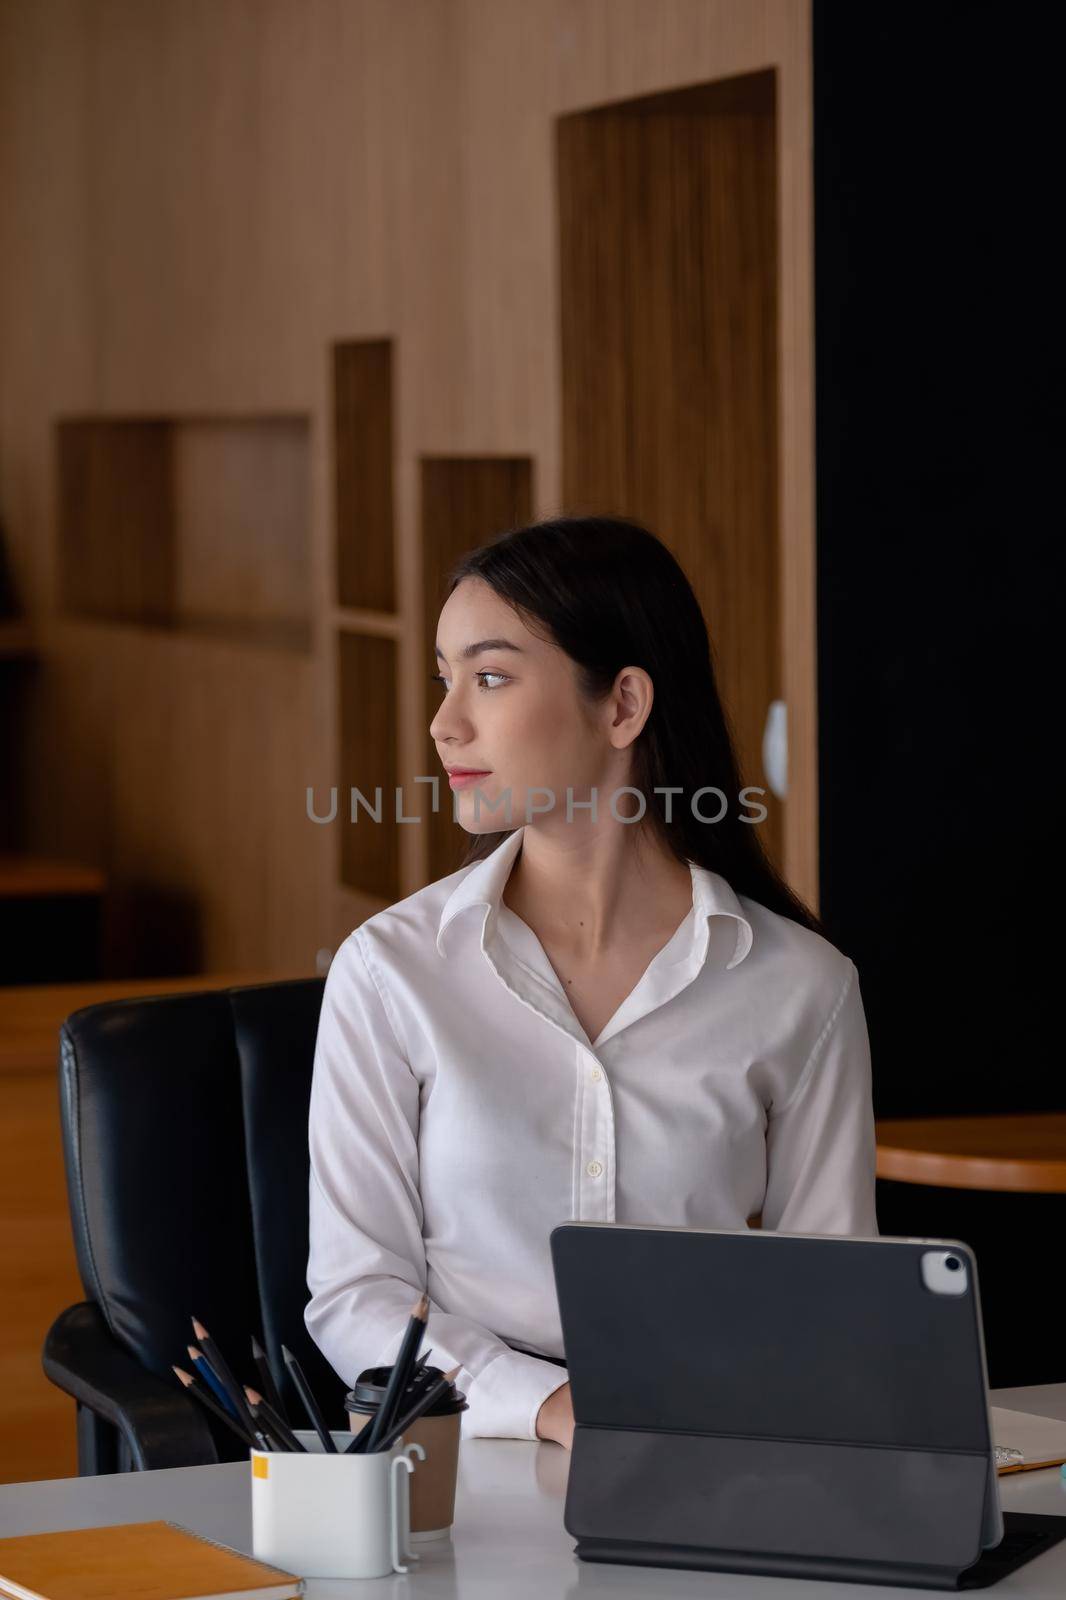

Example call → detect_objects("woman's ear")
608 666 654 750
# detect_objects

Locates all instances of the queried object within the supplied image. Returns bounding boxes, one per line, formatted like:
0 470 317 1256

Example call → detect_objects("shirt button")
586 1160 603 1178
589 1068 602 1082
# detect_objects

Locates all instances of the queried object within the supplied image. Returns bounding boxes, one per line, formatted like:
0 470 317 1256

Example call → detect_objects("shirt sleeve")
759 958 879 1237
304 929 569 1441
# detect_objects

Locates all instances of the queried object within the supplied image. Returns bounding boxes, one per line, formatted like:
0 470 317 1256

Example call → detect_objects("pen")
361 1292 429 1453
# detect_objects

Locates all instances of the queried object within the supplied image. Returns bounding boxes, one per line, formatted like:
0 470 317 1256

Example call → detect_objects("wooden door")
557 72 783 871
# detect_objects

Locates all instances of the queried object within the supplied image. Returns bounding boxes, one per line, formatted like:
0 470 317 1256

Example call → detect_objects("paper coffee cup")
346 1365 467 1540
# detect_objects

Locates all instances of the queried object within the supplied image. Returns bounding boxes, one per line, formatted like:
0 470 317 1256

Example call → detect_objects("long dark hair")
442 516 824 937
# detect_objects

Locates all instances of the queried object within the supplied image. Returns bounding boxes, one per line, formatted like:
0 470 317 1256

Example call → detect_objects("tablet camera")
920 1249 970 1295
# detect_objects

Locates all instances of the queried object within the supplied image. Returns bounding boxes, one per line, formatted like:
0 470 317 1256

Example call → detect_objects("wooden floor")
0 972 303 1484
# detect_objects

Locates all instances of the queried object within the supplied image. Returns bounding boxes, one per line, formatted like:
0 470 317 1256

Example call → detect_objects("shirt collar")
435 825 754 970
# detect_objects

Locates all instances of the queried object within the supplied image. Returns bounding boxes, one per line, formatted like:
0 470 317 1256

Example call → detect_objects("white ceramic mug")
250 1427 427 1579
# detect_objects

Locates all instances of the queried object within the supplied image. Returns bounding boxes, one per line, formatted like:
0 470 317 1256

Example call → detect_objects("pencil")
347 1339 438 1456
281 1343 337 1453
245 1385 306 1452
346 1359 433 1456
188 1345 238 1419
251 1334 287 1422
361 1292 429 1452
173 1365 263 1450
191 1315 261 1441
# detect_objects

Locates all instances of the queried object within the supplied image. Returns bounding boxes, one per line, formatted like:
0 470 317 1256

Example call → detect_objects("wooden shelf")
0 856 105 899
333 340 395 612
56 415 311 651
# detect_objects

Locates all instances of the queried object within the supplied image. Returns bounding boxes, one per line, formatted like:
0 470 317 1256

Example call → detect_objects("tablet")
548 1224 1066 1587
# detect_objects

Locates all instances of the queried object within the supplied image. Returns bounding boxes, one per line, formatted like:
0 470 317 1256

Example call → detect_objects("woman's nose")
429 696 468 744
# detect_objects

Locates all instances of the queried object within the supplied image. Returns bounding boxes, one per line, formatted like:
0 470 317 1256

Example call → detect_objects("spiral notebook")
0 1519 303 1600
991 1407 1066 1474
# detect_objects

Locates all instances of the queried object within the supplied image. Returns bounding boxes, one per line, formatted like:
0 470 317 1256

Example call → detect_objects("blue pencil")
188 1344 239 1419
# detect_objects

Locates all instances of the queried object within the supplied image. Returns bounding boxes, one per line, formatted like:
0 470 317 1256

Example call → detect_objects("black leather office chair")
42 978 350 1474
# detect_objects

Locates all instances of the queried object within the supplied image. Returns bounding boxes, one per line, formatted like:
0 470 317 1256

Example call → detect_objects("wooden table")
0 971 311 1075
876 1114 1066 1194
0 971 312 1484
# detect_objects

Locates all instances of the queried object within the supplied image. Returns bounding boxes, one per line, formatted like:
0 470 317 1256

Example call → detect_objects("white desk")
1 1384 1065 1598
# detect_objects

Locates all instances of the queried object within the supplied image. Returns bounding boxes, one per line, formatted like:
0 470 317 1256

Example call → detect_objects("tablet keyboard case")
550 1224 1066 1589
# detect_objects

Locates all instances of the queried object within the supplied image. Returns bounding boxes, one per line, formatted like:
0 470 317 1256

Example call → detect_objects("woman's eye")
429 671 508 692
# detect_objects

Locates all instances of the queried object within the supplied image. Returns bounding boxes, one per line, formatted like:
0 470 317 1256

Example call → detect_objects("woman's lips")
448 770 492 789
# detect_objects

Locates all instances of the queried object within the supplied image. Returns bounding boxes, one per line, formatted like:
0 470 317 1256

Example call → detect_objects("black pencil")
374 1363 461 1454
346 1349 435 1456
281 1343 337 1453
361 1292 429 1452
347 1339 438 1456
355 1364 461 1455
173 1365 263 1450
245 1385 306 1452
251 1334 287 1422
191 1315 261 1441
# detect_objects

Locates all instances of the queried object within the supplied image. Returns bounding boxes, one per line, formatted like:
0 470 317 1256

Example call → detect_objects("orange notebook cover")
0 1519 303 1600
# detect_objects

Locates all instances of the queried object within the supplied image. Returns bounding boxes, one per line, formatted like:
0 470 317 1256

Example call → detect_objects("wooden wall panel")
1 0 817 967
0 0 816 1485
18 620 320 976
173 417 311 646
420 456 534 883
558 72 782 867
337 629 399 902
333 341 396 614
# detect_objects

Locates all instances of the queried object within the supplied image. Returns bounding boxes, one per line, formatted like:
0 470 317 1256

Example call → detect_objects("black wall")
812 3 1061 1385
813 2 1060 1122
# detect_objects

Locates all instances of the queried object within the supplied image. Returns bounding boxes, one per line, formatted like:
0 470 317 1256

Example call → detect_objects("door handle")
762 700 788 801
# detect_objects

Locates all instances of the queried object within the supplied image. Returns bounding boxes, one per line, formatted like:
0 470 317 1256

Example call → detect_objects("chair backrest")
58 977 347 1460
230 981 348 1421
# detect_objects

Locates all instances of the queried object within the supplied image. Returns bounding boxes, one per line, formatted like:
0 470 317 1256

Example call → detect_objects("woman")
305 516 877 1452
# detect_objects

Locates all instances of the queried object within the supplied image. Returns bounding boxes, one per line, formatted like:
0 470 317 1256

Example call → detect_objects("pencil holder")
250 1428 426 1579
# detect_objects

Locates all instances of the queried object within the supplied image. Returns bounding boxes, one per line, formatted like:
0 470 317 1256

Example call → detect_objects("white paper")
990 1405 1066 1466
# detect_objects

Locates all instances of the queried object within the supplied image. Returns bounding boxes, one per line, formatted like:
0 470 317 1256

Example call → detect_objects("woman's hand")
535 1380 575 1449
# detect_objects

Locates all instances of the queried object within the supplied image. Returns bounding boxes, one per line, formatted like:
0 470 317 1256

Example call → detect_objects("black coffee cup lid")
344 1363 468 1417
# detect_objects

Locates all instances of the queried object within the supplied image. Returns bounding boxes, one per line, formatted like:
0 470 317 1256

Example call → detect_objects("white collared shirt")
305 826 878 1441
